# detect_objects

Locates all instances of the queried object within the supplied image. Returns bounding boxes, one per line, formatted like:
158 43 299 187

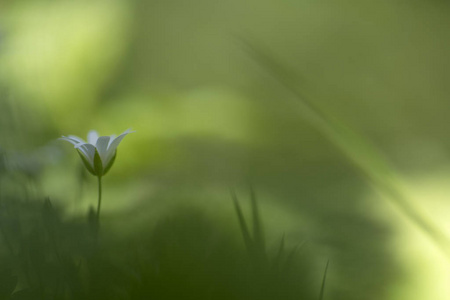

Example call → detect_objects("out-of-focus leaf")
10 288 37 300
0 269 17 300
241 38 450 260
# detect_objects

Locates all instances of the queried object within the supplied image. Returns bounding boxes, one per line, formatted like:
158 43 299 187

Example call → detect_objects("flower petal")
108 135 116 147
96 136 111 165
103 150 116 176
59 136 83 146
93 149 103 176
68 135 86 143
75 143 96 167
77 149 97 175
105 129 134 165
87 130 99 145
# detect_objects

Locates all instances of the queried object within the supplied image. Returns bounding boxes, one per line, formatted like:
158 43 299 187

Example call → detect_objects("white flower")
60 128 134 176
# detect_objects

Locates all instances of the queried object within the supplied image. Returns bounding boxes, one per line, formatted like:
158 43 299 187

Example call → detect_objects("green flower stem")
97 175 102 224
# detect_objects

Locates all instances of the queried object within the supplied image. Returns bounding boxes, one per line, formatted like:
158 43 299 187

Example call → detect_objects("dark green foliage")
0 189 318 300
0 269 17 300
231 189 317 300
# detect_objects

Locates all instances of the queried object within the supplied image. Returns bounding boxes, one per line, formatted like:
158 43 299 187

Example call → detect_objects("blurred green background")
1 0 450 299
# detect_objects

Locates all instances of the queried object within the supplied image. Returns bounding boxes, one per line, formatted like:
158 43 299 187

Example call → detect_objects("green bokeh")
1 0 450 299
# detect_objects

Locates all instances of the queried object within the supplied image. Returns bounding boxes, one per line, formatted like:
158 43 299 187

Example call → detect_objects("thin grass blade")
230 189 253 251
271 234 285 272
250 185 265 253
319 259 330 300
